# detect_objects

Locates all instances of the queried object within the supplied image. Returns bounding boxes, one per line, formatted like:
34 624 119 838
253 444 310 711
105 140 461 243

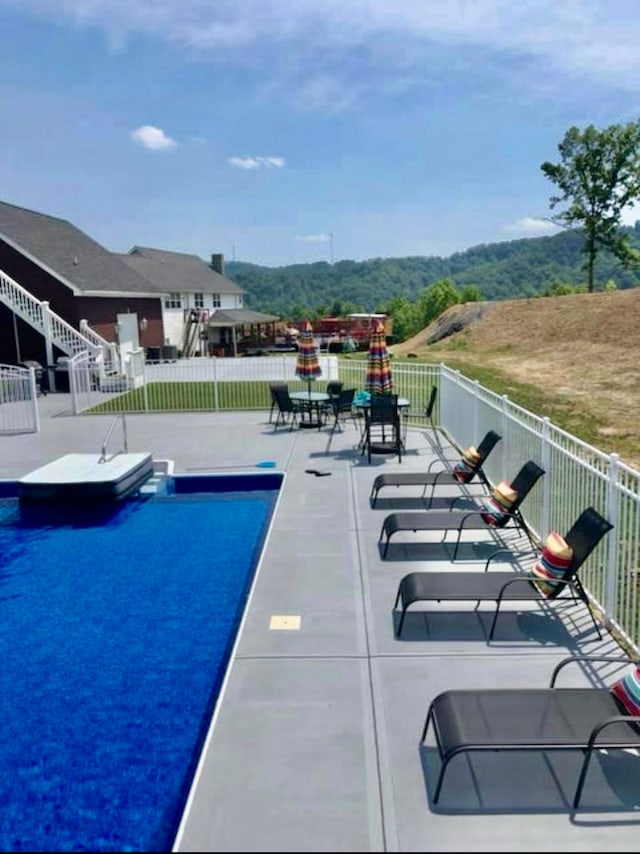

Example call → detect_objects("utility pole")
329 232 334 264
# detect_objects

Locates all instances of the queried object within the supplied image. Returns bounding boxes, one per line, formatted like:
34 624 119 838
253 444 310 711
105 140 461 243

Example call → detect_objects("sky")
1 0 639 268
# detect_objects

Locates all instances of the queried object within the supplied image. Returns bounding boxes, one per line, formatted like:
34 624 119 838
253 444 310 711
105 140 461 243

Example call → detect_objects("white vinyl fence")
0 364 39 434
3 352 640 653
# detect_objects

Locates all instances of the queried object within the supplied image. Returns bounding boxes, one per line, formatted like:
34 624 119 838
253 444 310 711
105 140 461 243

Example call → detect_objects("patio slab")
1 396 637 853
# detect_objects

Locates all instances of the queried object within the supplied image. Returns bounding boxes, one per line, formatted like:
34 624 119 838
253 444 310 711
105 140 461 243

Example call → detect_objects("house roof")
207 309 280 327
0 200 158 297
118 246 244 296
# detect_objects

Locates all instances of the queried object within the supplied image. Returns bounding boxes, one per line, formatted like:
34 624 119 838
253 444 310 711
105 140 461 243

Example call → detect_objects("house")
0 199 280 373
118 247 279 357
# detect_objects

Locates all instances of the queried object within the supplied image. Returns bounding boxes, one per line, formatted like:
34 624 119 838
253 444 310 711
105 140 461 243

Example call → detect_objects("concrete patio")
1 394 639 853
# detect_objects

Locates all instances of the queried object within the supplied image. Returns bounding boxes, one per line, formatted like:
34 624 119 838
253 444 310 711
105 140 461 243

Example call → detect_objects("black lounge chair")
421 654 640 811
393 505 613 639
369 429 501 508
379 460 545 560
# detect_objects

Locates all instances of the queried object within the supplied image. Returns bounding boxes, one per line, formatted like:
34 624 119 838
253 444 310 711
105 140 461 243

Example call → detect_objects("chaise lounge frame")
421 654 640 811
393 505 613 640
379 460 545 560
369 429 501 508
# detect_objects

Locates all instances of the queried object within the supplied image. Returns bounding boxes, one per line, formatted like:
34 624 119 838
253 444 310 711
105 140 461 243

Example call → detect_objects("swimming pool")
0 472 281 852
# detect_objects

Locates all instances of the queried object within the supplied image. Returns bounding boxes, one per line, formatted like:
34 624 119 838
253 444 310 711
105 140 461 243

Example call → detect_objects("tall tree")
540 121 640 291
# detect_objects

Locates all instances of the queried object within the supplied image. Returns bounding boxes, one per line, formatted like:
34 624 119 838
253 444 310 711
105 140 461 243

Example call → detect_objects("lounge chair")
421 654 640 811
379 460 545 560
369 429 501 508
393 505 613 639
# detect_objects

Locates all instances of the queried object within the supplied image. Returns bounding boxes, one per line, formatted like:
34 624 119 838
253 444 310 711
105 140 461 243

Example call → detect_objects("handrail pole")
99 413 128 463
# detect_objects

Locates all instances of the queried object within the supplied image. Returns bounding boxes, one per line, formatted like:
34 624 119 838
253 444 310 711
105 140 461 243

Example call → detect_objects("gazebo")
206 309 281 357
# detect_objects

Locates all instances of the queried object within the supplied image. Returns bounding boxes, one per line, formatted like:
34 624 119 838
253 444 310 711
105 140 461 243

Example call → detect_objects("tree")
416 279 461 328
540 120 640 291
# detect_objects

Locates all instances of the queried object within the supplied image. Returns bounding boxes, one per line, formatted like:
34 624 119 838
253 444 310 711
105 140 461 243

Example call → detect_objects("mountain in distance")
226 222 640 317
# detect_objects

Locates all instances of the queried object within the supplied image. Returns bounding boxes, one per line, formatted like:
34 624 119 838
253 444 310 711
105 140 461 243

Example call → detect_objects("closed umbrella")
295 320 322 395
365 319 393 394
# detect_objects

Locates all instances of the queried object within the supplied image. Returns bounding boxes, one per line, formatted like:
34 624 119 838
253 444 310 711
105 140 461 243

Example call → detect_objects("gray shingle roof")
207 308 279 326
0 201 158 295
118 246 244 296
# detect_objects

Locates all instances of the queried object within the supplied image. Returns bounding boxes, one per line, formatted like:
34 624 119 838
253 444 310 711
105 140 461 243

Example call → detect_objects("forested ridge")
226 223 640 317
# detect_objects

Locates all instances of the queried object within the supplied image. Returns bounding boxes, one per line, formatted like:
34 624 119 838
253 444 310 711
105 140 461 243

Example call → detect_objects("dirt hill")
391 288 640 469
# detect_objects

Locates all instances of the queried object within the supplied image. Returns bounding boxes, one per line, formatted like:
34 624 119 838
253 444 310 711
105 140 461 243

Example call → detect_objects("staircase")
0 267 120 381
181 309 207 357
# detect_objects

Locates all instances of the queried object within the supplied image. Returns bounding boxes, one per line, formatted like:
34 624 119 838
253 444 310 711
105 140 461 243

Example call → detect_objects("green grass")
415 355 621 458
87 381 277 413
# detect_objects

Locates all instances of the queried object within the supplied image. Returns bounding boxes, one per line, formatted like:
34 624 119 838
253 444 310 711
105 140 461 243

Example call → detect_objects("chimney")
210 253 225 275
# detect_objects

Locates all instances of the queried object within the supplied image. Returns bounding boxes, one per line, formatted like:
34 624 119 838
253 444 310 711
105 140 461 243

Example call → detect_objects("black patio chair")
321 380 344 422
325 380 344 399
405 385 443 451
393 505 613 640
268 382 289 423
379 459 545 560
328 388 358 434
369 429 502 508
362 393 402 464
271 385 304 431
421 654 640 811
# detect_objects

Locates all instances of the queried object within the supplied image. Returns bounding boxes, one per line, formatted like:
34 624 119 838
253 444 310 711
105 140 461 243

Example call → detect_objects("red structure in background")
307 313 392 351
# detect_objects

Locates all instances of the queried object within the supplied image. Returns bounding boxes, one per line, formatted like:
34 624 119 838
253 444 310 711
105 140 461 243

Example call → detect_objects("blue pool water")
0 474 280 852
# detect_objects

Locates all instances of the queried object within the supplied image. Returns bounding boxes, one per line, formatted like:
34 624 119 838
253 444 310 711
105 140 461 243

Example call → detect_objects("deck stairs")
181 309 206 358
0 266 121 384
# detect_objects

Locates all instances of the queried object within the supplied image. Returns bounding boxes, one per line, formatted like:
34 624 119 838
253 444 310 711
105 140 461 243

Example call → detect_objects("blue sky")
1 1 639 267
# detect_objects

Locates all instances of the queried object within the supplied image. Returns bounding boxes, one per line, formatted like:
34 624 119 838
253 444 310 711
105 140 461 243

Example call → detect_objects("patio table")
290 390 330 429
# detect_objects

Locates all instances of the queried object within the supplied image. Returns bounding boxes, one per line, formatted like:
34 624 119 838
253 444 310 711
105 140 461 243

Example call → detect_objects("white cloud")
8 1 640 102
296 233 331 242
228 156 285 170
130 125 177 151
503 217 560 236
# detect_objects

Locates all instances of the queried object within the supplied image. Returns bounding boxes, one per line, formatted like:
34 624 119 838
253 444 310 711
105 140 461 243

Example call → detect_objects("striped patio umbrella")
365 319 393 394
295 320 322 394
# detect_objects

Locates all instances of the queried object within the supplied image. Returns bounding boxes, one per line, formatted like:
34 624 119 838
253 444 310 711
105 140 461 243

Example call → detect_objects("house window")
238 294 243 307
165 292 181 309
194 293 204 309
212 293 221 308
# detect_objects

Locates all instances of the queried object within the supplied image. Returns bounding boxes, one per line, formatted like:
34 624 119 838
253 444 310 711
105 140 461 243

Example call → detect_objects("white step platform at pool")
18 452 154 502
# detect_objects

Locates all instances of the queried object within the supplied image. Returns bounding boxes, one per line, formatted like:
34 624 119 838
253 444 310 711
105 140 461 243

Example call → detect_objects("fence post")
604 453 620 619
501 394 509 463
540 417 551 537
473 380 481 440
28 368 40 433
142 360 149 413
212 358 219 411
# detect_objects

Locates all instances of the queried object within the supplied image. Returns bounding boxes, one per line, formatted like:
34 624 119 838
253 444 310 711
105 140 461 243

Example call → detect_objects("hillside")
391 289 640 469
226 224 640 317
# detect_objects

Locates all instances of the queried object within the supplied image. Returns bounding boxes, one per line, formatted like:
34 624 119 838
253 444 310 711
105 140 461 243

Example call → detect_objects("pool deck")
2 395 639 853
